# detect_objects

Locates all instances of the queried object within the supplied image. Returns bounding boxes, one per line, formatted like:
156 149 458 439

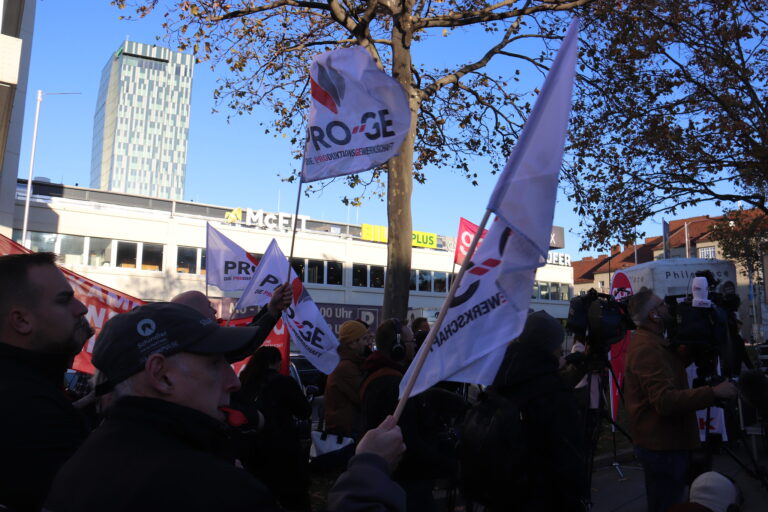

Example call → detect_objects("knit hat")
689 472 738 512
516 310 565 352
339 320 368 345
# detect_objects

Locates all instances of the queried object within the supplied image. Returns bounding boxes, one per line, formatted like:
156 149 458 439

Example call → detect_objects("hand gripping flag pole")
393 208 492 421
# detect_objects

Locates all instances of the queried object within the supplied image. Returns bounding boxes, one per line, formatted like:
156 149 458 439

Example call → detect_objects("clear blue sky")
17 2 723 259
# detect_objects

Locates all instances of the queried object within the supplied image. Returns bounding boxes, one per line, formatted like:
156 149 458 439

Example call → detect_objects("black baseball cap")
93 302 262 393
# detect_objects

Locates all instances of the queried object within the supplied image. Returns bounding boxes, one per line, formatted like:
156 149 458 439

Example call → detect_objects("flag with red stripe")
206 223 261 292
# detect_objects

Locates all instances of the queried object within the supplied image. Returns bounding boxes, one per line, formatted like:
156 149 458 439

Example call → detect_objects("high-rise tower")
90 41 193 200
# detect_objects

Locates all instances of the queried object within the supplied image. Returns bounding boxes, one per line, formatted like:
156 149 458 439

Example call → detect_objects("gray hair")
628 287 660 327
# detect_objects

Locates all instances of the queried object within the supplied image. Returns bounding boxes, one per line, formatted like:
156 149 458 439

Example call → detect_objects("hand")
712 380 738 400
267 283 292 317
356 415 406 473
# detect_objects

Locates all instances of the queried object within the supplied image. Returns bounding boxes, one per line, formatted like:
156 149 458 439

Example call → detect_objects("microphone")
737 370 768 417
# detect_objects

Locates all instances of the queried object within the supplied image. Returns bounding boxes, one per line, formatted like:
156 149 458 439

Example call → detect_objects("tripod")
580 352 636 504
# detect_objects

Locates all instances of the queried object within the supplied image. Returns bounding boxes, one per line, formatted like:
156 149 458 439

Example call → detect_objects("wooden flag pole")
392 209 493 422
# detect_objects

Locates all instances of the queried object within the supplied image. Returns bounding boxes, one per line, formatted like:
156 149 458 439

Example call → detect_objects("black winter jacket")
0 342 89 512
492 342 588 511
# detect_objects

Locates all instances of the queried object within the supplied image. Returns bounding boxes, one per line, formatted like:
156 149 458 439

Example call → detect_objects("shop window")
550 283 560 301
353 264 367 287
327 261 343 285
29 232 56 253
177 246 197 273
433 272 447 293
291 259 305 281
539 282 550 300
308 259 324 284
370 266 385 288
409 270 417 291
116 241 138 269
60 235 85 265
418 270 432 292
141 243 163 271
88 238 112 267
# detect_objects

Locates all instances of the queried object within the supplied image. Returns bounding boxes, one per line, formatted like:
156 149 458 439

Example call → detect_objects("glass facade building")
90 41 193 200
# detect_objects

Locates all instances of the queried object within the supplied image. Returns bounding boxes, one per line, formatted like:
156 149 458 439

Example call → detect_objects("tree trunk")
382 7 417 321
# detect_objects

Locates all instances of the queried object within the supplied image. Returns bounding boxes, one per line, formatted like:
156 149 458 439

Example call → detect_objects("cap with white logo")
93 302 264 394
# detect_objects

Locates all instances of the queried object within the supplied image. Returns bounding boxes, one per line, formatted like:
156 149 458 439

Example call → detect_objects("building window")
291 260 305 281
560 285 570 301
307 259 324 284
59 235 85 265
698 246 716 259
353 264 367 287
200 249 206 275
418 270 432 292
327 261 343 285
116 241 138 269
433 272 447 293
539 282 550 300
532 281 539 300
88 238 112 267
28 232 56 253
550 283 560 301
370 266 385 288
409 270 417 291
177 246 197 273
141 243 163 271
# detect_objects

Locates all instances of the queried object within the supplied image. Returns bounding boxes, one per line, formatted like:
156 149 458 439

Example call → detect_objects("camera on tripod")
566 288 635 356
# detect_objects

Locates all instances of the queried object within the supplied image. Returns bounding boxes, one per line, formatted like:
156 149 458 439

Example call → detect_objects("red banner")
231 318 291 376
609 272 633 420
0 234 146 374
454 217 488 265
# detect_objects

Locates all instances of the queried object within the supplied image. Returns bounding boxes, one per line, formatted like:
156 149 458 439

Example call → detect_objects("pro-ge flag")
400 19 579 397
301 47 410 183
206 223 260 292
233 239 340 374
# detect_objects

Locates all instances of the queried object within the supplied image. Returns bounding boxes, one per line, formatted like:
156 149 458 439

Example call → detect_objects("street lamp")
21 90 81 247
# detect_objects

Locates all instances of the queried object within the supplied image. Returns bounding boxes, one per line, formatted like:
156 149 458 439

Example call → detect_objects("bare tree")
115 0 591 318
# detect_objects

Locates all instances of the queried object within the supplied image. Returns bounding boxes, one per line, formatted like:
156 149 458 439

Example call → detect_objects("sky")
16 1 725 259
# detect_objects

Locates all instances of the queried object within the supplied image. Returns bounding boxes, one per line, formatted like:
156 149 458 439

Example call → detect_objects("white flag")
400 218 528 397
205 223 260 292
399 19 579 397
234 239 340 374
301 47 410 183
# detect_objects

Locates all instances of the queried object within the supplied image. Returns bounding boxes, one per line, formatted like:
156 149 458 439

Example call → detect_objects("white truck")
610 258 737 300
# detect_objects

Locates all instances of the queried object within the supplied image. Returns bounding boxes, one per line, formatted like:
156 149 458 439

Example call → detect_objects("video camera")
566 288 634 354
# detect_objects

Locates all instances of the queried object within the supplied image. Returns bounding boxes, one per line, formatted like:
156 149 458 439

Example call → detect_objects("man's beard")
63 317 95 356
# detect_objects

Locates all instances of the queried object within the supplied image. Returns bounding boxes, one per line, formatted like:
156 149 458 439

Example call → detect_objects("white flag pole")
393 208 492 421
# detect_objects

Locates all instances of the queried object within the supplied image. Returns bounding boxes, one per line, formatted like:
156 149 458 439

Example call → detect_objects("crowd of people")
0 252 752 512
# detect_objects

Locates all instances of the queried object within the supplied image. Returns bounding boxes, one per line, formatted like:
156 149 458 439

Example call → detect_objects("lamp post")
21 90 80 247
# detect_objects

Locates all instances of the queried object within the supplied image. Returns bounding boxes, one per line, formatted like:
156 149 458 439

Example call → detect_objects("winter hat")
689 472 738 512
516 310 565 353
339 320 368 345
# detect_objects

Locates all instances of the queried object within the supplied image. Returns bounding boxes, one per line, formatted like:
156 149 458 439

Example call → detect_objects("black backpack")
459 382 558 509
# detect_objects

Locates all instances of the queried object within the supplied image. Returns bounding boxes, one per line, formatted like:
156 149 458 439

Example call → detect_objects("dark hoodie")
491 342 588 511
0 342 89 512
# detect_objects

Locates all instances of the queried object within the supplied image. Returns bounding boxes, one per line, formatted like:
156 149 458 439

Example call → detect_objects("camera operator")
624 288 738 512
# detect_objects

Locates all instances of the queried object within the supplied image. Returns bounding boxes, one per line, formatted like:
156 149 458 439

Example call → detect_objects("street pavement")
590 441 768 512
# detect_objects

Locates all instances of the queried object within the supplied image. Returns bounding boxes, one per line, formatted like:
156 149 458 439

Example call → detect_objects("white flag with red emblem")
233 239 340 374
399 19 579 398
206 223 260 292
301 46 410 183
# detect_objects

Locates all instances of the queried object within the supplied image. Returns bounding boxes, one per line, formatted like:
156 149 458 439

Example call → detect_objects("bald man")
171 291 217 320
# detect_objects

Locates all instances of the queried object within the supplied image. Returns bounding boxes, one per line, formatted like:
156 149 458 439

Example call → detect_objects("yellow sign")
224 208 243 223
361 224 437 248
412 230 437 248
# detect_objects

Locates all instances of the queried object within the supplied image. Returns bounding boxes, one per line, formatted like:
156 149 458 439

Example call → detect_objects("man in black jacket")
0 252 92 512
44 302 406 512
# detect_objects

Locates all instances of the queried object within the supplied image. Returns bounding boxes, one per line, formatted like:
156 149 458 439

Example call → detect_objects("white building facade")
13 180 574 326
90 41 193 200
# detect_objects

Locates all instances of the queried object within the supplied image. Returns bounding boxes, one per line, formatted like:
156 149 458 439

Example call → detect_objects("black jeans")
635 446 690 512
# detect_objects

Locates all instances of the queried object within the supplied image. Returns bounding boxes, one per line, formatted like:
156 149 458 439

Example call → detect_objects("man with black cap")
44 302 407 512
490 310 588 511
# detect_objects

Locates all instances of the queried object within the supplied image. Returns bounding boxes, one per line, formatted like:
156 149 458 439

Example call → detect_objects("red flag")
0 234 145 374
454 217 488 265
232 318 291 376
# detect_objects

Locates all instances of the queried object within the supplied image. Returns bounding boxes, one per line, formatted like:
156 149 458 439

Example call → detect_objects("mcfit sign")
361 224 438 249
